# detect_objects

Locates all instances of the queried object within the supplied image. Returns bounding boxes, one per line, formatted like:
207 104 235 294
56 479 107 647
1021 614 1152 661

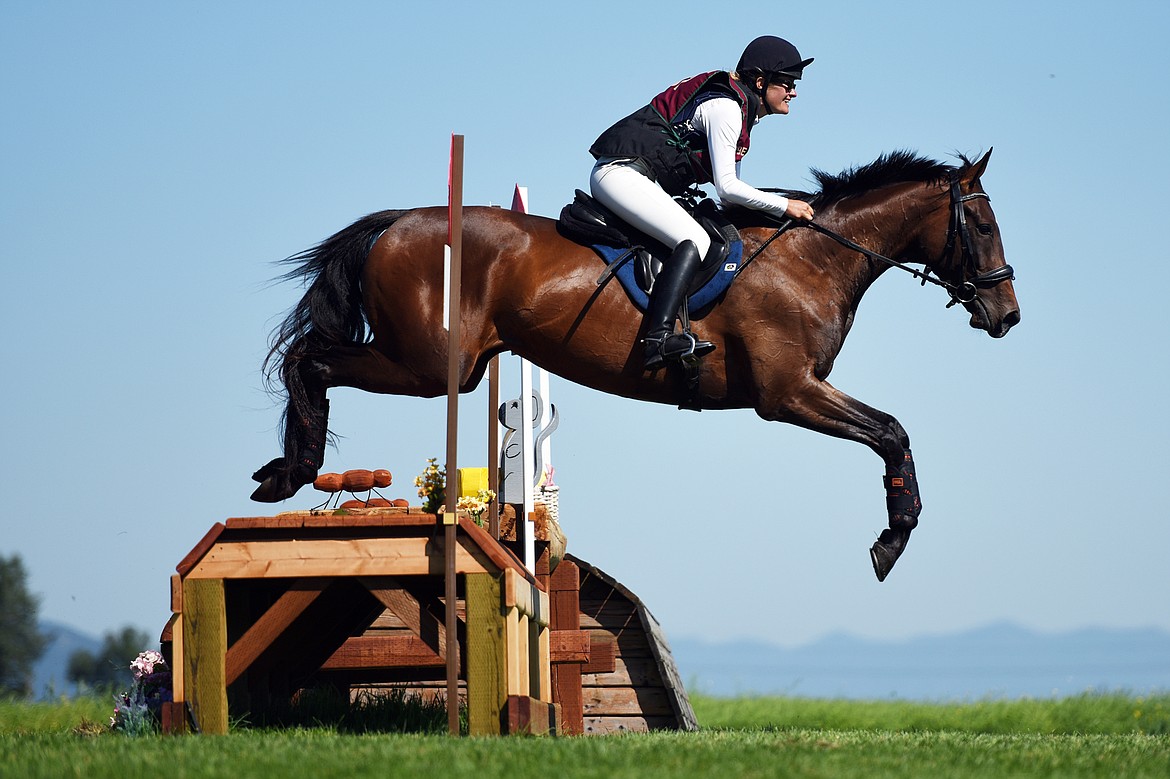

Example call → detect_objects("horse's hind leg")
251 363 330 503
757 378 921 581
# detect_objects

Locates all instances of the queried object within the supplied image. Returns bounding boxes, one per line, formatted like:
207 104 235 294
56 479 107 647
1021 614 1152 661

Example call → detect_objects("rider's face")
758 77 797 116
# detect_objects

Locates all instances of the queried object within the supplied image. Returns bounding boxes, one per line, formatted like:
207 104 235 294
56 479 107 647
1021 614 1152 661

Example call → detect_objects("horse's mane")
724 150 970 227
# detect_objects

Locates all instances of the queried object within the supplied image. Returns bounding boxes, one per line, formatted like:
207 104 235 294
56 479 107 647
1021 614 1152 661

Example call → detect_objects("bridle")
935 178 1015 307
741 176 1015 310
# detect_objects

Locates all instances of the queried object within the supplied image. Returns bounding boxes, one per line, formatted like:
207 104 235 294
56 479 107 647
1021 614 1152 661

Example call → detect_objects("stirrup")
644 331 715 370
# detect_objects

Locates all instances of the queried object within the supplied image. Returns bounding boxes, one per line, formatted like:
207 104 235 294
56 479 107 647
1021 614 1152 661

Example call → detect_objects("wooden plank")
504 567 532 616
182 578 227 734
550 630 590 664
225 511 431 530
360 577 446 660
184 537 495 579
321 635 444 669
171 574 183 614
636 604 700 733
170 613 184 702
466 572 507 736
582 636 617 674
552 664 583 736
582 657 665 688
583 716 678 735
176 523 225 576
582 686 672 717
504 696 559 736
578 605 640 631
459 517 539 585
547 559 582 735
224 579 325 686
160 701 189 735
536 621 551 701
582 628 652 659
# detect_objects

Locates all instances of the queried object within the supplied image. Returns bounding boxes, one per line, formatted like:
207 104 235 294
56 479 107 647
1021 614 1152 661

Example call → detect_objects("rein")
740 178 1014 308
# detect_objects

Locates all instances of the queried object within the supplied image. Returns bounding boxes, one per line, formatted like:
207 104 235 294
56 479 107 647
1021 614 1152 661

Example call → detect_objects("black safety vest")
589 71 759 196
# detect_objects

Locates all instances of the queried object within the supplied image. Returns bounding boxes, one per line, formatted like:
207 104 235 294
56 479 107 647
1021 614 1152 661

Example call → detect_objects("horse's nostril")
1004 310 1021 328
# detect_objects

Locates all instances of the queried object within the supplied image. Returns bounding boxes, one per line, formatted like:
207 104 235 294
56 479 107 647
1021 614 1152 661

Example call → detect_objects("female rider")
588 35 816 369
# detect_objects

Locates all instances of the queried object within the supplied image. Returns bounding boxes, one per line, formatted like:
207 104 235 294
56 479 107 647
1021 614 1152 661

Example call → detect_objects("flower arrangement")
414 457 446 514
110 650 172 735
456 488 496 527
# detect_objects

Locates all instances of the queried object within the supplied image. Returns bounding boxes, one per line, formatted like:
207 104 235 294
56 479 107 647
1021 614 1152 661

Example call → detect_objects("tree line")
1 553 151 697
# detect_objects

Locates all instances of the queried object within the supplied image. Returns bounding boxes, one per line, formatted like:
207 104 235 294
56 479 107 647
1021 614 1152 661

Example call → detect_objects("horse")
250 149 1019 581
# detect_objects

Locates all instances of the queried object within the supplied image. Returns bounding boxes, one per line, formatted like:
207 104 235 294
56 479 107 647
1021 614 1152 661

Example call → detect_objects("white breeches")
588 158 711 258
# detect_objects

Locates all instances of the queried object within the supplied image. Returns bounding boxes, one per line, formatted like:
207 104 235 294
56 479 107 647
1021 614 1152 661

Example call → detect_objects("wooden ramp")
569 554 699 734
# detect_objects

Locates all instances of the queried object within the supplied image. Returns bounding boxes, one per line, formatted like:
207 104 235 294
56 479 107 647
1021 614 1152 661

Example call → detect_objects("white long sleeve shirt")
691 97 791 216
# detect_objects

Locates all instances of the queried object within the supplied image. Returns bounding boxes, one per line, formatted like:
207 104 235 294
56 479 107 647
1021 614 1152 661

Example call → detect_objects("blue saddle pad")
593 240 742 315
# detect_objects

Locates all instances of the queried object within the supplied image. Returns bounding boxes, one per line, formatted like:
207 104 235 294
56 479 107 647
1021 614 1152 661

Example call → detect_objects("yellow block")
457 467 488 497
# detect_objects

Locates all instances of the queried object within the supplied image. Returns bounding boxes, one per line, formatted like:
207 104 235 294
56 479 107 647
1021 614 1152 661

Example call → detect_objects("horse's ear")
964 147 993 184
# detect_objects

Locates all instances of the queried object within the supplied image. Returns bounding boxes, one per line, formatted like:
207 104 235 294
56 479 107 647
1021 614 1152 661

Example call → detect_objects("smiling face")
756 76 797 116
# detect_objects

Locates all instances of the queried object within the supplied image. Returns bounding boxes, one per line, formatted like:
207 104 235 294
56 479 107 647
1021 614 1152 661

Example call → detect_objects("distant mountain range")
32 621 102 699
31 620 1170 702
669 622 1170 700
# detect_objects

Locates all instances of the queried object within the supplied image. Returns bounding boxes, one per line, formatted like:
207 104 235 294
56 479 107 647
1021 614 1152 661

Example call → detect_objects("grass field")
2 693 1168 778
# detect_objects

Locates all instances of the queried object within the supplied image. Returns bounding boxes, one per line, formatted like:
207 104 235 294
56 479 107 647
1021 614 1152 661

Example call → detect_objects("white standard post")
539 368 552 482
519 358 535 569
511 184 536 569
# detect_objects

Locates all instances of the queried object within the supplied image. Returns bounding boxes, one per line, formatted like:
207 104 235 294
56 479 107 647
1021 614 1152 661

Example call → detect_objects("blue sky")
3 1 1168 660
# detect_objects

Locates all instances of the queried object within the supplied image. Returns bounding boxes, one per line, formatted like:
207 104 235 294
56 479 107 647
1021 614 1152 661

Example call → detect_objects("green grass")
3 694 1168 779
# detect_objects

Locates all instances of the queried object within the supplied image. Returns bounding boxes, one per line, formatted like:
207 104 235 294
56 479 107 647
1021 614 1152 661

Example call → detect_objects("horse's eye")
976 223 994 236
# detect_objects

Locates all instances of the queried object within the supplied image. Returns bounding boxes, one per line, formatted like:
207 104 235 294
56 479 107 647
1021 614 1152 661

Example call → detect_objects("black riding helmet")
737 35 813 80
737 36 812 115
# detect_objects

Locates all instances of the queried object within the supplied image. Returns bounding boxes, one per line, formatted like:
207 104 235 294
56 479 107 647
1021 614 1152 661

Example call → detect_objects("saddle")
557 190 743 317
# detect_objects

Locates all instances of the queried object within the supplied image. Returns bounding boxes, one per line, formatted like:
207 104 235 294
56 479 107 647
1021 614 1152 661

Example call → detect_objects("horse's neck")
825 186 935 287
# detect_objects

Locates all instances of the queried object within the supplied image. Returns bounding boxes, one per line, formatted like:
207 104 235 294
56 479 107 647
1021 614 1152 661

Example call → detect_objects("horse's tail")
263 209 406 442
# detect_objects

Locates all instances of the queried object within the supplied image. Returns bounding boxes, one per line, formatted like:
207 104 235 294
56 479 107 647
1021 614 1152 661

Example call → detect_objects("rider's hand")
786 199 815 221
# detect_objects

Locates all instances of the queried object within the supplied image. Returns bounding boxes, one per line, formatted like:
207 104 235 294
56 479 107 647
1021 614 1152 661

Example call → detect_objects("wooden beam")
182 578 227 734
445 132 465 737
550 630 591 664
224 579 325 686
582 636 617 675
184 537 496 579
321 635 444 669
466 572 506 736
359 577 447 659
176 523 225 577
504 696 560 736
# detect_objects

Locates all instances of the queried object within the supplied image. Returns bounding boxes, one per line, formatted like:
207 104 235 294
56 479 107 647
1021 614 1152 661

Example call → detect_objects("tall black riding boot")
642 240 716 370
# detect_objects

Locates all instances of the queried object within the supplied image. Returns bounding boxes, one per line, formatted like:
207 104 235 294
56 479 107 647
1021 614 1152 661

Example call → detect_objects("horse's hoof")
870 541 898 582
252 457 286 483
250 472 302 503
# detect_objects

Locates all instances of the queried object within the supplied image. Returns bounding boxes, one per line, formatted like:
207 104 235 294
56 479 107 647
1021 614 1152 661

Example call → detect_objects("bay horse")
251 149 1019 581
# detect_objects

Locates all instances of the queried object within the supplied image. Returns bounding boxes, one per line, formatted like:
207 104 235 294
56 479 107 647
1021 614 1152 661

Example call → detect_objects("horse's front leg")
757 378 921 581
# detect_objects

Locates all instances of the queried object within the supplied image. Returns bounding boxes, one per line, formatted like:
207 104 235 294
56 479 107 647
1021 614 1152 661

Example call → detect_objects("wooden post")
182 577 227 734
487 357 500 538
465 572 506 735
444 133 465 735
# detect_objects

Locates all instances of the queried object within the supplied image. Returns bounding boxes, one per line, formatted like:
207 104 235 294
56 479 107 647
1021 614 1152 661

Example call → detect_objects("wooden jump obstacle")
159 504 697 736
160 508 557 735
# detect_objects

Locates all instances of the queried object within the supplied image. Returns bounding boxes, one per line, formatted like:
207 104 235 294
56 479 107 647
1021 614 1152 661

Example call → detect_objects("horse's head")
920 149 1020 338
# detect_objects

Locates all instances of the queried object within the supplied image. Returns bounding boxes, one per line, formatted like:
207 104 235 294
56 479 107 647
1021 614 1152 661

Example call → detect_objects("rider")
589 36 817 370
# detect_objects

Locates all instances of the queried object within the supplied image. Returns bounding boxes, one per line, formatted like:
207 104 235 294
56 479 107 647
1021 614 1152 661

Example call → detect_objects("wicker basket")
537 484 560 523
